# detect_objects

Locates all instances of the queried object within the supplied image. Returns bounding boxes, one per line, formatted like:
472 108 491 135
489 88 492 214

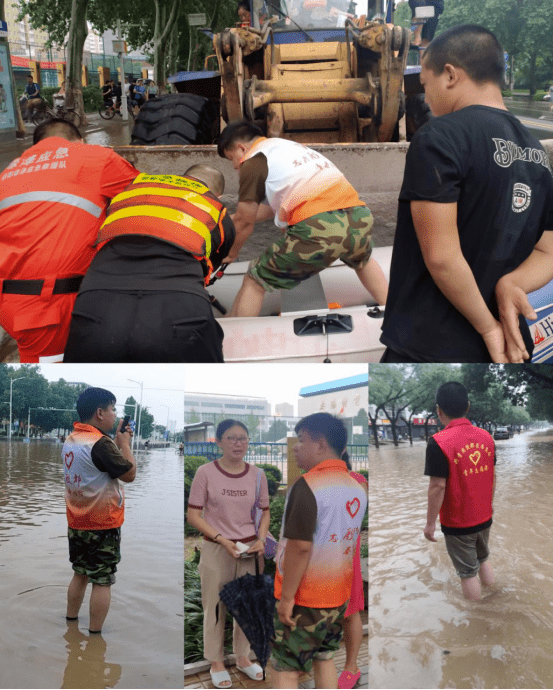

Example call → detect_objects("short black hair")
76 388 116 422
435 381 469 419
27 74 33 79
33 118 81 145
217 120 264 158
295 413 348 457
216 419 249 440
238 0 250 10
423 24 506 89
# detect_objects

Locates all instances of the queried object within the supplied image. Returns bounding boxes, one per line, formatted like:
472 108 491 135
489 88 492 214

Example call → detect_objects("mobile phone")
120 415 130 434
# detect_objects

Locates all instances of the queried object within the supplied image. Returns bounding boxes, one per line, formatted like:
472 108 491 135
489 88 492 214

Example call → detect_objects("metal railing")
184 442 367 484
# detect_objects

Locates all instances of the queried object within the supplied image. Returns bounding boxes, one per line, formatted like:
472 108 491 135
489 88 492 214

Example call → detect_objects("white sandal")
210 669 232 688
236 662 263 681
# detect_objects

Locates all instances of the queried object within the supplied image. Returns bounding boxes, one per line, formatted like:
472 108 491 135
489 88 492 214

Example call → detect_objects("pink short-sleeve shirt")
188 461 270 541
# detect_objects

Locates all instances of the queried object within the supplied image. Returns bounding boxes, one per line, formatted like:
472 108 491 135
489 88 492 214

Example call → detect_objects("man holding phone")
62 388 136 634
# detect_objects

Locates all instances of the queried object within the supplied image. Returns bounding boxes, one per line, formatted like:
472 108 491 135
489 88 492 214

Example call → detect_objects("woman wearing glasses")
187 419 270 688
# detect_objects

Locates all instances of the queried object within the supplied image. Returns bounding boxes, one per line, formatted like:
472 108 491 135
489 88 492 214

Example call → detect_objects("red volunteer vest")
95 173 227 284
433 418 494 529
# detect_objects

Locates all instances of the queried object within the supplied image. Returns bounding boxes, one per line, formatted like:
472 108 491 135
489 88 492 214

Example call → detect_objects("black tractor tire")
131 93 218 146
405 93 433 141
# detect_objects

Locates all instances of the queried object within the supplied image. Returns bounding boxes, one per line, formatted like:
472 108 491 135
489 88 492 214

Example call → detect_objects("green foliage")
533 90 547 101
261 419 289 443
254 463 282 497
360 541 368 559
82 85 103 111
184 455 211 534
358 468 368 482
268 494 286 539
502 90 513 97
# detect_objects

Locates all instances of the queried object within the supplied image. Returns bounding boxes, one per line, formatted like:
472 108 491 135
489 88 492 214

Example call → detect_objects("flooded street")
369 431 553 689
0 440 183 689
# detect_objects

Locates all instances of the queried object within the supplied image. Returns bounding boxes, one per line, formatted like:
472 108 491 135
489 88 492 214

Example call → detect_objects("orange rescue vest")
95 173 227 284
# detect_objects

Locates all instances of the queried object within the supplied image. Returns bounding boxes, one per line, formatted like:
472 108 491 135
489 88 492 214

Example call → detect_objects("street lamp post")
161 404 170 444
9 377 27 441
128 379 143 452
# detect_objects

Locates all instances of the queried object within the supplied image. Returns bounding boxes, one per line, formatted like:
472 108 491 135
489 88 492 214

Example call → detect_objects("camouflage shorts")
270 601 348 673
248 206 374 292
68 527 121 585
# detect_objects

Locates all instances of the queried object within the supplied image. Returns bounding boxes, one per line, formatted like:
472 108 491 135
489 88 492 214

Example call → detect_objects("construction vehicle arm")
223 200 259 263
412 199 508 363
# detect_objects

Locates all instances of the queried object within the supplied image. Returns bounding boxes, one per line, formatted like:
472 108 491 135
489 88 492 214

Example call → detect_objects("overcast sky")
183 364 368 416
5 364 185 429
5 363 368 422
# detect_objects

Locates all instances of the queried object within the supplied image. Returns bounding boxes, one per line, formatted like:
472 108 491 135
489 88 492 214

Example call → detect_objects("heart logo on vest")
469 451 481 466
346 498 360 518
64 451 74 469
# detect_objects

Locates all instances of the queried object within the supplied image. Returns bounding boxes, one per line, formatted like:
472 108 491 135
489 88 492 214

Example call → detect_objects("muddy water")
369 431 553 689
0 440 183 689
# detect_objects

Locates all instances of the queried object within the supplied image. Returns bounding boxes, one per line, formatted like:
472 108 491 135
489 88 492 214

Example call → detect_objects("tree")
186 407 200 424
65 0 89 124
369 364 418 447
262 419 288 443
352 408 369 444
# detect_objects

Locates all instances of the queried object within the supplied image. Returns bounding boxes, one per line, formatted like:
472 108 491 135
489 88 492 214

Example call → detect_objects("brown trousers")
198 540 262 662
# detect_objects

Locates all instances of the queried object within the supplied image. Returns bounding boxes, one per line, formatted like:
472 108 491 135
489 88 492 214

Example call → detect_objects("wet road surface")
369 430 553 689
0 440 183 689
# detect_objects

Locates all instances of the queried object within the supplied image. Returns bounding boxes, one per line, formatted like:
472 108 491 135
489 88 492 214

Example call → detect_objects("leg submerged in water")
479 560 495 586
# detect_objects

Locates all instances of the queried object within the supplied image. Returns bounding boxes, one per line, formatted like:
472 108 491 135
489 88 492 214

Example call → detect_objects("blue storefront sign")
0 42 18 137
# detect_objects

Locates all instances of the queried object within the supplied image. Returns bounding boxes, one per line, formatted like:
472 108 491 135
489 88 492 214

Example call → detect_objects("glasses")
224 436 250 445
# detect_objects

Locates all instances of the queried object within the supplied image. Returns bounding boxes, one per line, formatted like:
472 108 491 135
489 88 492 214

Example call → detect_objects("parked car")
494 427 510 440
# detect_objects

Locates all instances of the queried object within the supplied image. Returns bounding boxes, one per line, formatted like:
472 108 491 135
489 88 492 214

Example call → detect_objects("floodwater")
0 440 183 689
369 430 553 689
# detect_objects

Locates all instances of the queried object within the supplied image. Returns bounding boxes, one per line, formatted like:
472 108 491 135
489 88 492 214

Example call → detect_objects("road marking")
517 117 553 132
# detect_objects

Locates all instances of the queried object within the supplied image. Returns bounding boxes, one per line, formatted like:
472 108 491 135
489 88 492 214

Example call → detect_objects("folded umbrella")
218 556 276 679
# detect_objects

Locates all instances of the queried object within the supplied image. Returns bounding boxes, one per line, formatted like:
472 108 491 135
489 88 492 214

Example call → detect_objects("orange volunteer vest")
63 423 126 530
95 173 228 284
433 418 495 529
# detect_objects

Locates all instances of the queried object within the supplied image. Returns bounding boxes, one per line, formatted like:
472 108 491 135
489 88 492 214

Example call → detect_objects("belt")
204 534 258 544
2 275 84 295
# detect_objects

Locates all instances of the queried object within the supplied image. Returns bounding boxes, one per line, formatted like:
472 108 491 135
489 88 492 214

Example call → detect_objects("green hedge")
533 90 549 101
19 85 104 112
254 463 282 497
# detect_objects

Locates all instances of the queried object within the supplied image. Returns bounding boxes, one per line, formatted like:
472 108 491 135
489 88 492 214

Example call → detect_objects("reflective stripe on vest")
101 205 212 257
96 176 223 265
112 187 221 223
0 191 103 218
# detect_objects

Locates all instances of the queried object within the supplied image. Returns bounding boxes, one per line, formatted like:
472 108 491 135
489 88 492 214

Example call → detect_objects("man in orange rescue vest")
63 387 136 634
0 119 140 363
424 381 496 600
63 165 235 362
217 121 389 317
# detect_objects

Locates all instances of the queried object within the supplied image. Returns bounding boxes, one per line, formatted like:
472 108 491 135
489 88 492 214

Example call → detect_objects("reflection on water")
369 431 553 689
0 440 183 689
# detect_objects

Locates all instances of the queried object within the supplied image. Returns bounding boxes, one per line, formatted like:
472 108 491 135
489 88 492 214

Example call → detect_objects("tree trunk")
369 417 380 449
528 50 538 96
153 0 180 93
65 0 89 126
168 21 179 75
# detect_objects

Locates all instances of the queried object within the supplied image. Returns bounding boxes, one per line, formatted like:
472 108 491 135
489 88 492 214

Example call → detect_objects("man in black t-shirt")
381 24 553 363
424 382 496 601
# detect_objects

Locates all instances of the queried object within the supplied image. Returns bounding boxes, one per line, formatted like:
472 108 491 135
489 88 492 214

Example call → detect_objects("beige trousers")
198 540 261 662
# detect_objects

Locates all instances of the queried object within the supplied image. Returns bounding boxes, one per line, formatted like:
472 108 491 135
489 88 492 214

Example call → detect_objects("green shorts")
248 206 374 292
68 527 121 585
444 527 491 579
270 601 348 674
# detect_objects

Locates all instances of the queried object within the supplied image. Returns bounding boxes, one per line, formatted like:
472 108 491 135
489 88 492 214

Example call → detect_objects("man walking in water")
63 388 136 632
424 382 495 600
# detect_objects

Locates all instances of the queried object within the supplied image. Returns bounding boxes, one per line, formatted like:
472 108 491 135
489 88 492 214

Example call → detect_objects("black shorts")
68 527 121 585
64 290 224 362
